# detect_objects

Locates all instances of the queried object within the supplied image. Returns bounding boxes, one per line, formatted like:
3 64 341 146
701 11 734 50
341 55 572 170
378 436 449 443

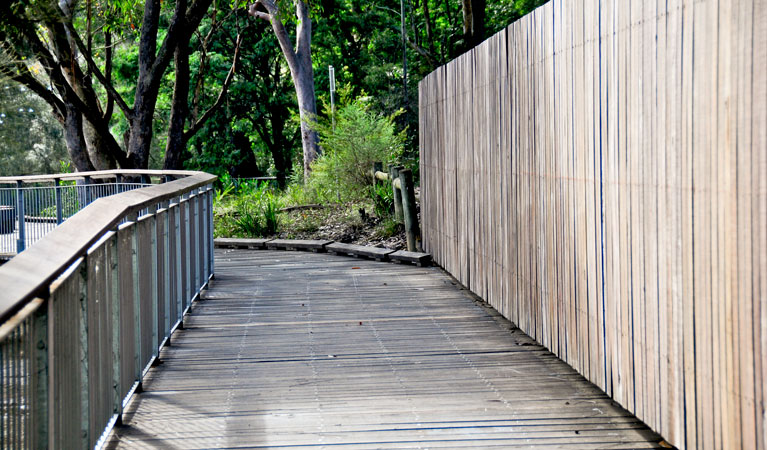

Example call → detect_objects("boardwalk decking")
107 249 663 449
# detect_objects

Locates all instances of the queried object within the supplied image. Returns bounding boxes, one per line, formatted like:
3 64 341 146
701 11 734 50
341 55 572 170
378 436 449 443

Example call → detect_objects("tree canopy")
0 0 548 177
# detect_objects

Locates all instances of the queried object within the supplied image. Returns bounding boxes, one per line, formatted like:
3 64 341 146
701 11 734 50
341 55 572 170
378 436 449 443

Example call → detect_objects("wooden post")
399 168 420 252
389 165 404 223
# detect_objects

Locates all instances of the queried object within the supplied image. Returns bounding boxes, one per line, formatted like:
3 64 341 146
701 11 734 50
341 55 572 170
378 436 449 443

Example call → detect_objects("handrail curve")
0 170 215 323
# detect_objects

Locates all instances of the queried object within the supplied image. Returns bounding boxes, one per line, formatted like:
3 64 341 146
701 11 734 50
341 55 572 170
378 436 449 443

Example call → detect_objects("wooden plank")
107 250 662 448
752 3 767 450
265 239 333 252
691 0 715 447
389 250 432 267
214 238 274 249
325 242 396 261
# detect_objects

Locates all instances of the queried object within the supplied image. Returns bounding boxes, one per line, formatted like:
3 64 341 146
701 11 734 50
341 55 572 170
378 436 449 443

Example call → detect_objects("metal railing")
0 169 216 448
0 173 159 256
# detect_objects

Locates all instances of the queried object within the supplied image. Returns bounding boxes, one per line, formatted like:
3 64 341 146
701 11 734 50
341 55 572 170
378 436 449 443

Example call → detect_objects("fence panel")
419 0 767 448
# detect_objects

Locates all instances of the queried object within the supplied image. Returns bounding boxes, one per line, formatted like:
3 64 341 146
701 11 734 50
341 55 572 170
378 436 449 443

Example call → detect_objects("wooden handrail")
0 170 216 323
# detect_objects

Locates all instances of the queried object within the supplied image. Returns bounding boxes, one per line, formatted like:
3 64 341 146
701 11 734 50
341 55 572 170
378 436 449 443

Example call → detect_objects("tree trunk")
128 0 212 169
461 0 485 50
250 0 320 181
63 102 95 172
83 121 116 170
164 35 191 170
269 112 292 189
295 69 319 180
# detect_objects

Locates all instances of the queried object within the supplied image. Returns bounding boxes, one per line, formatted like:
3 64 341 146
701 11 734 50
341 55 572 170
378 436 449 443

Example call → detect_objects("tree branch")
249 8 271 21
102 30 114 121
149 0 213 87
183 32 243 142
0 63 66 123
61 18 133 120
248 0 299 76
406 34 439 69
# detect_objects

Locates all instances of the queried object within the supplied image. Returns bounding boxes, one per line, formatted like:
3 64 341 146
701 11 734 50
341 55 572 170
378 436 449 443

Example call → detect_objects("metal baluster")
16 181 25 253
54 180 63 225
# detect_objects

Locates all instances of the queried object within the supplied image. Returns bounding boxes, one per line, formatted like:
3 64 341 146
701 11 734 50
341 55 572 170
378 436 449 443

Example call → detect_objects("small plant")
234 203 263 236
376 217 403 239
215 182 235 203
283 179 310 206
371 182 394 218
221 184 284 237
260 190 280 235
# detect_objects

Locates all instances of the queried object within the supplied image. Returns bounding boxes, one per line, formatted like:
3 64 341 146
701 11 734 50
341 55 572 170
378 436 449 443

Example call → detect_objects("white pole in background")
329 65 336 131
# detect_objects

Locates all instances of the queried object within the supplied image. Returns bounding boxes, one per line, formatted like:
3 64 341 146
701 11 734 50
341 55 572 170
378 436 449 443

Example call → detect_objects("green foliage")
283 180 311 207
377 217 403 239
371 181 394 218
214 180 235 203
0 0 547 181
306 97 405 203
214 183 283 238
0 85 68 176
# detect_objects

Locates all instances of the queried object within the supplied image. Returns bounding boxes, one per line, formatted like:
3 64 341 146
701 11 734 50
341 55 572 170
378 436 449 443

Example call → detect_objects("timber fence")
418 0 766 449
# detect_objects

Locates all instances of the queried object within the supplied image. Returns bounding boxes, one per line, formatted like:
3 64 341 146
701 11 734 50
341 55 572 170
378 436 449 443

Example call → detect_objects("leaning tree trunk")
249 0 320 180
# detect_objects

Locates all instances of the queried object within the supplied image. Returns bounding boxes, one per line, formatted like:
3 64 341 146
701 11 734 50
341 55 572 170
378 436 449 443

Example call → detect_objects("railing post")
77 262 90 447
192 190 200 296
54 179 63 225
162 200 171 339
83 176 92 206
201 189 209 282
389 165 404 223
16 181 25 252
150 207 159 362
131 218 142 385
28 298 49 449
107 233 122 424
399 168 421 252
208 187 214 278
183 194 191 310
174 198 183 326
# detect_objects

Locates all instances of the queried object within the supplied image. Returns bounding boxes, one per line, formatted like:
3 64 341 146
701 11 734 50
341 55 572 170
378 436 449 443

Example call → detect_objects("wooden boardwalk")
107 249 663 449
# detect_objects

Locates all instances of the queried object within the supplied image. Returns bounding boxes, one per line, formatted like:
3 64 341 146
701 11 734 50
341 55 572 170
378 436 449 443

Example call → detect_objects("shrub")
308 98 405 203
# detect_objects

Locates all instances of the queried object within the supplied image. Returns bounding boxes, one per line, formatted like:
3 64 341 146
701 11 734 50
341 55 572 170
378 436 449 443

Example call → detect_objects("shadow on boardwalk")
107 249 663 449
